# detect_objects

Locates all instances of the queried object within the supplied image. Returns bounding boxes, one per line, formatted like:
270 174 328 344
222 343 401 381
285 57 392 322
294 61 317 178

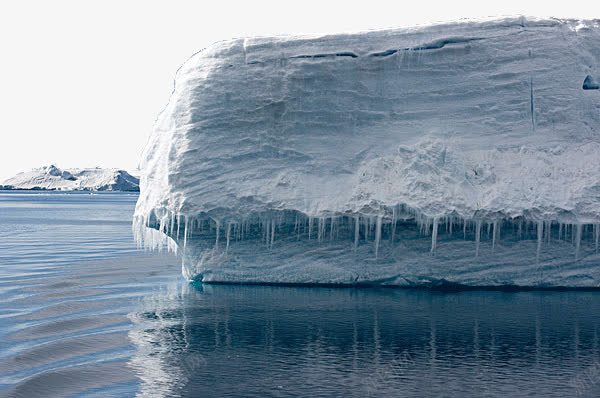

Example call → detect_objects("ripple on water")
2 192 600 398
0 253 178 397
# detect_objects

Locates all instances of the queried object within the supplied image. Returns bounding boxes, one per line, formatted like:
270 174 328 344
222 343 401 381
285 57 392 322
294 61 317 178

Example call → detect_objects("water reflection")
128 285 600 397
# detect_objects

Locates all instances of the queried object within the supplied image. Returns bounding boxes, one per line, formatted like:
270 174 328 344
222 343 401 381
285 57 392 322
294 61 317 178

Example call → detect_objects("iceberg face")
134 17 600 287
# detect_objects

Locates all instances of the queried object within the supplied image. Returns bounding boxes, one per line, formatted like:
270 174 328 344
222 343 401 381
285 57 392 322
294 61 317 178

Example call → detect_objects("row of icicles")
138 210 600 261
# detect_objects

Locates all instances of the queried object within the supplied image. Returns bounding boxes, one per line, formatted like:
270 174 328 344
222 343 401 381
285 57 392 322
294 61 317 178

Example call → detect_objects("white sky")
1 0 598 181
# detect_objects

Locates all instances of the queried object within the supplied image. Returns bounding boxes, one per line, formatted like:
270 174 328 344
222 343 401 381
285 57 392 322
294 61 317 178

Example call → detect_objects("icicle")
492 220 498 252
317 217 324 243
463 218 467 240
595 224 599 254
270 219 275 249
267 219 271 243
226 222 231 252
159 216 164 234
329 217 335 241
308 217 313 240
183 216 188 251
391 207 397 243
475 220 481 257
498 220 501 241
363 217 369 242
558 223 563 241
545 221 551 243
354 215 360 250
215 220 220 250
575 223 582 260
536 221 543 263
374 215 382 258
431 217 438 254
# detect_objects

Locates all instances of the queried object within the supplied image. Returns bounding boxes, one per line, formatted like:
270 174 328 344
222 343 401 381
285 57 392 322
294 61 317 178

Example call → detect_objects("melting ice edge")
134 207 600 287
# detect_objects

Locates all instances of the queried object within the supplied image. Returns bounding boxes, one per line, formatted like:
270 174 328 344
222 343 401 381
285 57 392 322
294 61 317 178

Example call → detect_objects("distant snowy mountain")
2 165 139 191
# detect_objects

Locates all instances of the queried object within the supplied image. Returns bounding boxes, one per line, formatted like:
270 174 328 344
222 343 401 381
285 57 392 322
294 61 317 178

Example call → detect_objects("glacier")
134 17 600 287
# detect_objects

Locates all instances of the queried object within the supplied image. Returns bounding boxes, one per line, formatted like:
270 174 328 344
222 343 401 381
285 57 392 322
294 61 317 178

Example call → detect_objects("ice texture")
134 17 600 287
3 165 140 191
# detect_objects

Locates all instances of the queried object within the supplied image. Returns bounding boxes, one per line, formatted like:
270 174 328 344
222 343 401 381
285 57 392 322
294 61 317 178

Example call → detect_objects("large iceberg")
134 17 600 287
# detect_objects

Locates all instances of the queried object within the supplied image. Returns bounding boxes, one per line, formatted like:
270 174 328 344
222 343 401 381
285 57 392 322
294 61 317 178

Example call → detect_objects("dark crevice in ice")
370 37 484 57
248 37 484 64
246 52 358 66
371 49 401 57
290 52 358 59
272 36 484 62
412 37 484 50
583 75 599 90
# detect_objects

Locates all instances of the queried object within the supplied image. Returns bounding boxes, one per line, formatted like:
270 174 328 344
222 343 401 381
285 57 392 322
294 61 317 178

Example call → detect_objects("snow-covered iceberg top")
3 165 140 191
135 17 600 287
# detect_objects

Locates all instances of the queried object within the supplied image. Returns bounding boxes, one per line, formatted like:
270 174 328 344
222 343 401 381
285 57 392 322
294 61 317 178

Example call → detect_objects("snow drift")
3 165 140 191
134 17 600 287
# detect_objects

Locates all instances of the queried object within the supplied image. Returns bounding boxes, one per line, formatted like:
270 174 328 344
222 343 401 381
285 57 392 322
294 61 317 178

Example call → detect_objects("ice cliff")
3 165 140 191
134 17 600 287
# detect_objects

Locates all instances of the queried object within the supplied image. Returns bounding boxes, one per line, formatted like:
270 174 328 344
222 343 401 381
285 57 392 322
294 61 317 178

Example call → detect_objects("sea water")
1 191 599 397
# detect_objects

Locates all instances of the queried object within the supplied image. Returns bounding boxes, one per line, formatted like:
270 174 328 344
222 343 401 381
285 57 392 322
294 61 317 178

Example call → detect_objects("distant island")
1 165 140 192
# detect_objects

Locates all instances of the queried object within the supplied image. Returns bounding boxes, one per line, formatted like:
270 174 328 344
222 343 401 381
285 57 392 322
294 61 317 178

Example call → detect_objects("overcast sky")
1 0 598 181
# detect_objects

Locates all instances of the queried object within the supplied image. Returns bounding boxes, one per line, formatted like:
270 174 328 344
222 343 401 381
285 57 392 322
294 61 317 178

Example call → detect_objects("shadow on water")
128 283 600 398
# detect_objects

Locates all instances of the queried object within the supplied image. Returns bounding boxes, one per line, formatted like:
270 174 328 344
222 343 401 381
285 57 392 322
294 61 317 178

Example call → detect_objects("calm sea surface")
1 191 600 397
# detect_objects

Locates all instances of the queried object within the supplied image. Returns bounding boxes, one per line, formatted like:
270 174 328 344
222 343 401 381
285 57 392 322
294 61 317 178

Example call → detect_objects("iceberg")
134 17 600 287
3 165 140 191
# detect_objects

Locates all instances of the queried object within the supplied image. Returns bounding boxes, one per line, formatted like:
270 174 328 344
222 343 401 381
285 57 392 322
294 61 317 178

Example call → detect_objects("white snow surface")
135 17 600 287
3 165 139 191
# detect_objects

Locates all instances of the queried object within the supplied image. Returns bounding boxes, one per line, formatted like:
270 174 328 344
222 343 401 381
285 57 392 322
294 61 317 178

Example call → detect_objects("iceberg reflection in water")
128 283 600 397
